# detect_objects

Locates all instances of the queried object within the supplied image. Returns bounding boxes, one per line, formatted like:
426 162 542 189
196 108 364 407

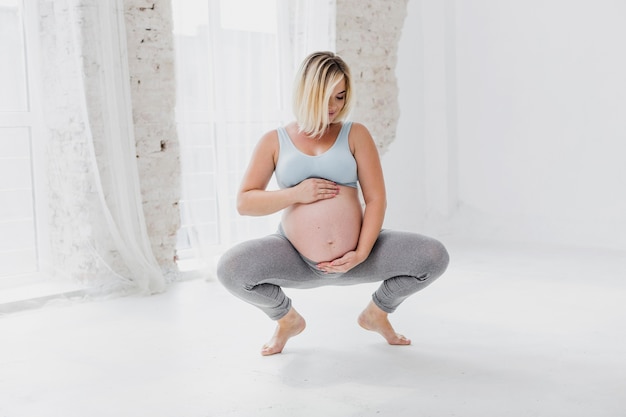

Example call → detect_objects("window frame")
0 0 48 285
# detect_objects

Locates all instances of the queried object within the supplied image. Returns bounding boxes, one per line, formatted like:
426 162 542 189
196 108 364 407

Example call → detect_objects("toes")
392 334 411 345
261 344 281 356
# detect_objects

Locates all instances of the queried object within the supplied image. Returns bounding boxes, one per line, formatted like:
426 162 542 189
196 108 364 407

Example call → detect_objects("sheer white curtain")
173 0 335 272
40 0 165 294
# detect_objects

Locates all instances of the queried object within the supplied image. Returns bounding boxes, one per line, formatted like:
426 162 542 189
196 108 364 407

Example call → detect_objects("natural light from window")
173 0 277 35
172 0 283 271
219 0 276 33
0 0 40 282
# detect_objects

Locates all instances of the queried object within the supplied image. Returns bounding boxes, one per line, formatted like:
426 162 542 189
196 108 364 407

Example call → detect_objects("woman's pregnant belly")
281 185 363 263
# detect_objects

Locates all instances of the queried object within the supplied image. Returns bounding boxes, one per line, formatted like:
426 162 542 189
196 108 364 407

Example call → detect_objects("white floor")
1 238 625 417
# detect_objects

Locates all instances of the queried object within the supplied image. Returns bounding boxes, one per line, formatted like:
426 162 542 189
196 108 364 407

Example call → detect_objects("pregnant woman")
217 51 450 356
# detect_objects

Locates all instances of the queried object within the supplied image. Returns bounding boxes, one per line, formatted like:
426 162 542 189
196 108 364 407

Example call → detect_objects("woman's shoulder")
345 121 371 136
345 121 374 146
256 122 299 153
258 128 278 142
253 128 281 157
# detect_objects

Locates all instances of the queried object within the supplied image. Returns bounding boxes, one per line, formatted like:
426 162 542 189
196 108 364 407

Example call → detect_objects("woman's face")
328 78 346 123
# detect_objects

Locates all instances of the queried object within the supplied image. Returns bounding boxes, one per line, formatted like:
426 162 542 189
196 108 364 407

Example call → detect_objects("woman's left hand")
316 251 364 274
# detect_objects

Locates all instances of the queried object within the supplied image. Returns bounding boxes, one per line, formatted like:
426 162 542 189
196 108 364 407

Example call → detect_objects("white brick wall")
123 0 180 269
336 0 407 153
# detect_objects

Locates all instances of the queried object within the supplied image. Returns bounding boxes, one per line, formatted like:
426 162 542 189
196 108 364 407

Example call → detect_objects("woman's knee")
216 244 251 290
402 234 449 281
216 236 286 289
424 237 450 278
216 250 236 288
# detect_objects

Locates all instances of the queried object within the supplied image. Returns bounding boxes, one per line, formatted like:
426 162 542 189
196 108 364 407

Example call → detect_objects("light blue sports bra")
275 122 358 189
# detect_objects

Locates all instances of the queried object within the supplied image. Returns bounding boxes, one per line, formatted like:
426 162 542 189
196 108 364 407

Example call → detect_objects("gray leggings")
216 227 450 320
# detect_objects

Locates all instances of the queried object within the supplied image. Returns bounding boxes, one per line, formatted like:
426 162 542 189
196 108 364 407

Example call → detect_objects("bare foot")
261 307 306 356
358 301 411 345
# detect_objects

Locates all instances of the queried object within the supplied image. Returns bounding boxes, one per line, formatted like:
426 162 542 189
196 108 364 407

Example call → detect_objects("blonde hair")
293 51 354 137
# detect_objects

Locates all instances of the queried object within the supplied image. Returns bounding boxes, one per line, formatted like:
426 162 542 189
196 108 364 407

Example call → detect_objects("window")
173 0 285 267
0 0 45 282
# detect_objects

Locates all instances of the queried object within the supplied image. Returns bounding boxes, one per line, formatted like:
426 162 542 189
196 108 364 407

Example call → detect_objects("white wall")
382 0 422 232
386 0 626 250
383 0 455 235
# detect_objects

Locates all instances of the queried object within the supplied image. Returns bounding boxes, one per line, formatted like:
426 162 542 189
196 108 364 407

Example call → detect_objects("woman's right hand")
294 178 339 204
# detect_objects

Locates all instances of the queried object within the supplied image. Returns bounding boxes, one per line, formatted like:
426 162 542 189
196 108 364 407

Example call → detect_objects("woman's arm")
352 122 387 260
237 130 339 216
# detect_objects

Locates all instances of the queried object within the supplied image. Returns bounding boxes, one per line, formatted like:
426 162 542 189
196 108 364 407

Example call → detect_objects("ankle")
365 301 387 318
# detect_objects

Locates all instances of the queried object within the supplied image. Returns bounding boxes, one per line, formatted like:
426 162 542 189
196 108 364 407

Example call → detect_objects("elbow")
236 204 252 217
365 195 387 214
373 194 387 210
237 190 268 216
236 195 249 216
237 194 260 216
